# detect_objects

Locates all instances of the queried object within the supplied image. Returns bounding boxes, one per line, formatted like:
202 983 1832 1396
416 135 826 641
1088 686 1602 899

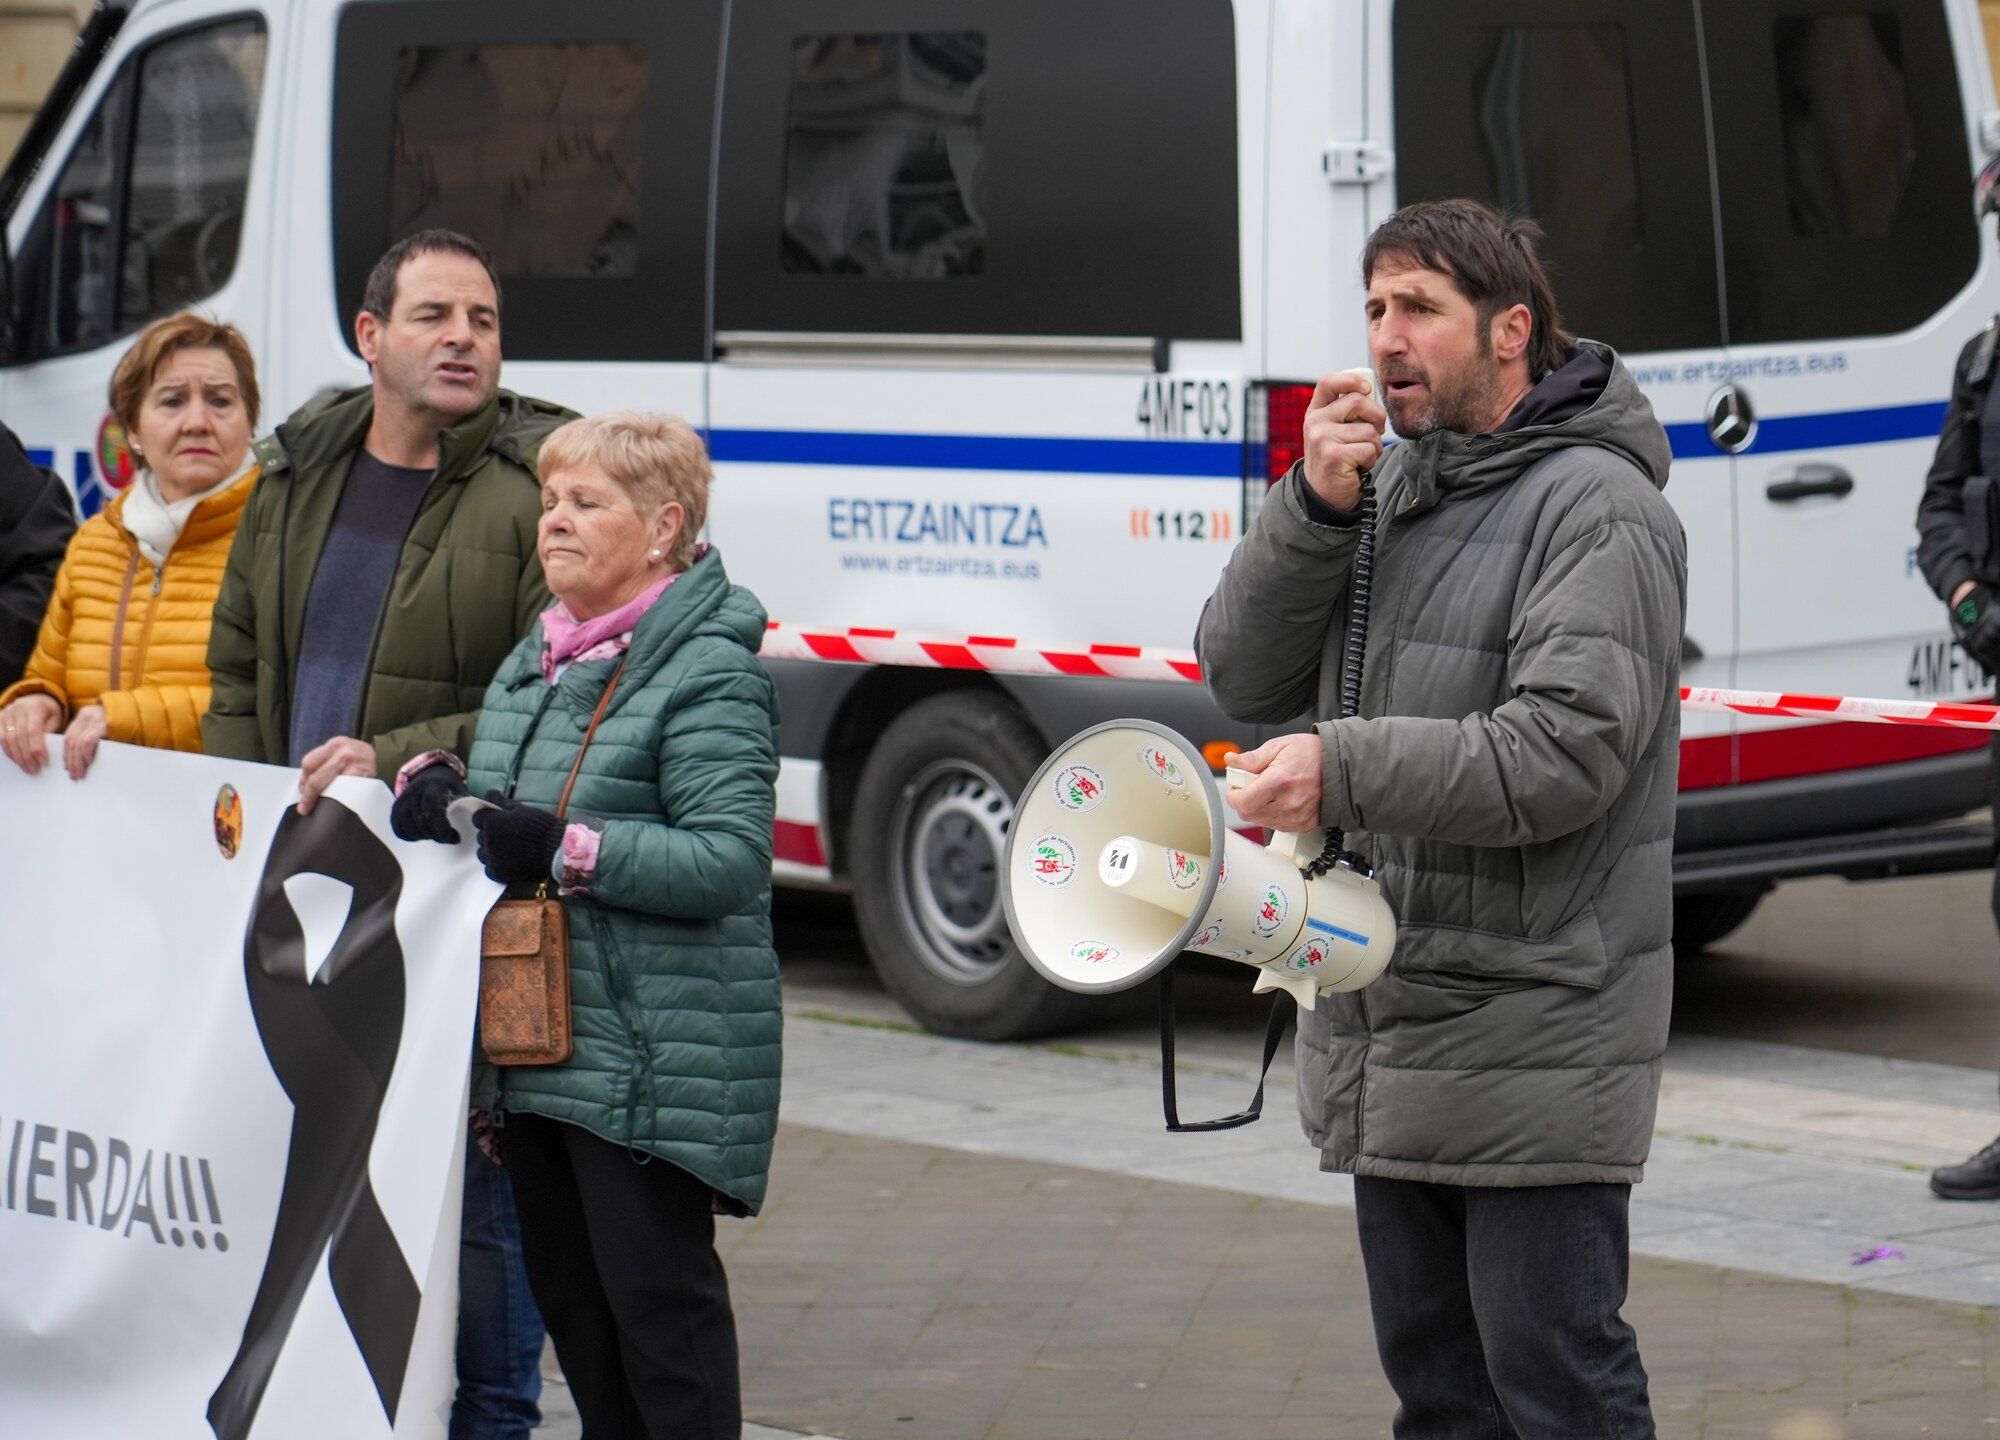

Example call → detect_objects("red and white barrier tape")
762 622 1203 684
763 624 2000 731
1679 687 2000 731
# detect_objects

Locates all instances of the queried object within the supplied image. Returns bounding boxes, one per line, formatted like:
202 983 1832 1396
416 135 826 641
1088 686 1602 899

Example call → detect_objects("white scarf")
118 458 253 568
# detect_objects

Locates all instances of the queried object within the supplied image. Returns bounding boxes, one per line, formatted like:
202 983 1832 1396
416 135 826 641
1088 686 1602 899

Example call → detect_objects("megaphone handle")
1158 964 1294 1133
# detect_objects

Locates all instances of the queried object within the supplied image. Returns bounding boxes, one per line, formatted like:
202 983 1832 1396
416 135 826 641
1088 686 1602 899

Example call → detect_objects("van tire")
849 692 1100 1041
1672 889 1768 954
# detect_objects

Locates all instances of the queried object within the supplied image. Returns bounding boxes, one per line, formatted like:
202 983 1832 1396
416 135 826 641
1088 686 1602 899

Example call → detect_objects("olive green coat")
467 548 782 1213
202 386 574 773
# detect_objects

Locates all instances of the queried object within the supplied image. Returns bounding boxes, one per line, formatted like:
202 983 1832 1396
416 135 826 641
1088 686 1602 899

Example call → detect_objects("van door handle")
1765 464 1854 502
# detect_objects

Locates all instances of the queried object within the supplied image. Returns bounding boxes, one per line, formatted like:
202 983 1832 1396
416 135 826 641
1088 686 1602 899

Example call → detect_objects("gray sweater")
1197 342 1687 1186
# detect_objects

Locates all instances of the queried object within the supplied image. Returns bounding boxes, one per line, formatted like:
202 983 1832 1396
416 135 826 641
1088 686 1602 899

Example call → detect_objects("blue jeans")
452 1127 546 1440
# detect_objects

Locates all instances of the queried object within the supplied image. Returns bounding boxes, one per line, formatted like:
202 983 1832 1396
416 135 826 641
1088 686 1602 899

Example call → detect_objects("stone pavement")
532 1015 2000 1438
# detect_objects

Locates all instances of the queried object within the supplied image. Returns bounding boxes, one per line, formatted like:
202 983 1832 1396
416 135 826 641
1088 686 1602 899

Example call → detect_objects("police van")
5 0 1997 1039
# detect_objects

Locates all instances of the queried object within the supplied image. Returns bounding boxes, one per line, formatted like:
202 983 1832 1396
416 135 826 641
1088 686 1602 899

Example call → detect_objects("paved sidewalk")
529 1015 2000 1437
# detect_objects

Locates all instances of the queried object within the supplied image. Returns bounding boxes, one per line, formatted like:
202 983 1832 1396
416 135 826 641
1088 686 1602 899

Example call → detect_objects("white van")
5 0 1997 1039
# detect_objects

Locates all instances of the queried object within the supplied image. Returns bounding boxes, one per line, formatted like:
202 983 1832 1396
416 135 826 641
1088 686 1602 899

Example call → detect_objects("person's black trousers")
500 1114 741 1440
1352 1176 1655 1440
1988 733 2000 942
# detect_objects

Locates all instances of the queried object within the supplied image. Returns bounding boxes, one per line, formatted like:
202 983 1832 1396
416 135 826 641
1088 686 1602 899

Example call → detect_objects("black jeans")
1353 1176 1654 1440
501 1115 741 1440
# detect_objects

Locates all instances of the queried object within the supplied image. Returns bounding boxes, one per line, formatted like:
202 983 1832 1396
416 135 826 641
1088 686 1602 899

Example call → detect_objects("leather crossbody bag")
478 658 626 1066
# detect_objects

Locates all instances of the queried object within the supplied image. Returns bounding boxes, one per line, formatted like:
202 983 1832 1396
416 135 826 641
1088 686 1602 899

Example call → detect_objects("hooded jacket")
466 547 782 1213
1198 342 1687 1186
202 386 574 774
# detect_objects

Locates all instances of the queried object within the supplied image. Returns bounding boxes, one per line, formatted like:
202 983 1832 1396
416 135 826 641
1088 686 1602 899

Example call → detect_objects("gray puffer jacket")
1197 342 1686 1186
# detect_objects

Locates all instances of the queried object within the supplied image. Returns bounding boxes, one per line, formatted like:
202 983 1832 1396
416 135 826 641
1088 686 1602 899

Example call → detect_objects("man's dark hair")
1361 199 1575 378
360 229 502 322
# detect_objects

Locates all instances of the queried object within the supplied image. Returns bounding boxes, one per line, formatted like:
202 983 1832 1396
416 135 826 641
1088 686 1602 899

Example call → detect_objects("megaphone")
1001 719 1396 1010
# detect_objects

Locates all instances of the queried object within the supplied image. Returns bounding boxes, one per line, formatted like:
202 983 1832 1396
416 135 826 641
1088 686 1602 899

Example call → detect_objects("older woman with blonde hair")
392 410 779 1440
0 312 261 777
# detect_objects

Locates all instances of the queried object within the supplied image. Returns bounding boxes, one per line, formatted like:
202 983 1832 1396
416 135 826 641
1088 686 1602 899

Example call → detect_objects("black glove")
1952 585 2000 676
390 763 468 844
472 791 567 887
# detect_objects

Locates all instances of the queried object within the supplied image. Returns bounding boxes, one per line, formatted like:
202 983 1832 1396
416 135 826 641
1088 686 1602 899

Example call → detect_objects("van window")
6 18 266 363
389 43 647 279
1702 0 1975 345
1392 2 1723 356
782 33 986 280
332 1 723 363
716 1 1239 342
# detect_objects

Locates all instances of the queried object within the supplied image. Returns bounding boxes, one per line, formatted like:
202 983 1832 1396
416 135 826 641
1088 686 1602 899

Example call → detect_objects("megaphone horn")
1002 720 1397 1009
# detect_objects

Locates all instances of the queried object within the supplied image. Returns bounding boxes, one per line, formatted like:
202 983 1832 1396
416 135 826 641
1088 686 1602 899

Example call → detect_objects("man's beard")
1382 346 1503 440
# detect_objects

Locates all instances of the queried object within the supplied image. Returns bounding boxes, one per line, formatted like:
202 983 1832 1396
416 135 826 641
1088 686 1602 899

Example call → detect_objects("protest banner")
0 739 498 1438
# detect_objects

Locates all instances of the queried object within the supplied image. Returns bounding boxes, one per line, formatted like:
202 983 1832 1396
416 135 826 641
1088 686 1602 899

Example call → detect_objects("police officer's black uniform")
1915 306 2000 1199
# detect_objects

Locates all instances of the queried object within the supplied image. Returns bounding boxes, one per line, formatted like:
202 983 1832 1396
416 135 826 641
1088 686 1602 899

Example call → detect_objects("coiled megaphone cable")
1303 469 1375 881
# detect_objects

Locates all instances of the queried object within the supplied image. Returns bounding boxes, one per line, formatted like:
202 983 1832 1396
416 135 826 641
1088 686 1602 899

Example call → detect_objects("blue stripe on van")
710 401 1950 478
706 427 1241 477
1664 400 1949 461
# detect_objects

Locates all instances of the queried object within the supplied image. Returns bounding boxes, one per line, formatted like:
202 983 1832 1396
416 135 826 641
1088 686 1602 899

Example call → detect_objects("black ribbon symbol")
208 800 420 1439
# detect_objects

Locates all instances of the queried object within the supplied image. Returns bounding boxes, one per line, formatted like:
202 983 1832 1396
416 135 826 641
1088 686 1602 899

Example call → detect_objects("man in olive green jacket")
204 231 573 794
202 229 574 1440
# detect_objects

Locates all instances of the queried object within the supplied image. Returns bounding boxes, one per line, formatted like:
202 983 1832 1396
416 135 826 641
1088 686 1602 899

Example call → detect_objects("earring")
650 549 662 561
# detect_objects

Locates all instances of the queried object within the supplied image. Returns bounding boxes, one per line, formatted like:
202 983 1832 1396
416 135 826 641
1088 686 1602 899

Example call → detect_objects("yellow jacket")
0 468 257 752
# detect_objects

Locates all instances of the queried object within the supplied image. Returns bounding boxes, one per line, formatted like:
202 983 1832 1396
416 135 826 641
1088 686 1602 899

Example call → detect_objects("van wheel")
1672 889 1768 954
849 692 1100 1041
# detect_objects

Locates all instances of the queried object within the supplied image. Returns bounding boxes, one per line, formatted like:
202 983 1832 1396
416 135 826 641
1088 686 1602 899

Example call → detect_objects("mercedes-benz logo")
1706 385 1757 454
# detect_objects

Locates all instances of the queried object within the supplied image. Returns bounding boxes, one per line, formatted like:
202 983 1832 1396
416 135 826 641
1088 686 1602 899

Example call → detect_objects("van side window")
7 19 266 363
716 1 1239 341
1392 3 1723 355
1702 0 1973 345
782 33 986 280
332 1 723 362
1774 16 1911 240
390 43 648 279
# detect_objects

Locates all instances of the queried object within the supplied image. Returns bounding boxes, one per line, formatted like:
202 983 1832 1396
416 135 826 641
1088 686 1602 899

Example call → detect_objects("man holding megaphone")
1199 199 1686 1439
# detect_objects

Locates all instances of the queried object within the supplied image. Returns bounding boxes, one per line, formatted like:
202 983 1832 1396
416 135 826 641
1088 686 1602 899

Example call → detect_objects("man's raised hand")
1301 368 1386 513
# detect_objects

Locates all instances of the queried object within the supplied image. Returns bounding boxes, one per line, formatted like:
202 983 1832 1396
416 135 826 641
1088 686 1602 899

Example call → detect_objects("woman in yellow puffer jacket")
0 313 261 778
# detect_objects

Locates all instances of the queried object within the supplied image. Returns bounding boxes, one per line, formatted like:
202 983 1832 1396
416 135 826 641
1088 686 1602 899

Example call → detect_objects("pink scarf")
539 572 676 682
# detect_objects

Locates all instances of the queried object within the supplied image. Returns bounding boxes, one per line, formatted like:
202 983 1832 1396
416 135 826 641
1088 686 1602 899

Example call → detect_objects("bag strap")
555 657 628 821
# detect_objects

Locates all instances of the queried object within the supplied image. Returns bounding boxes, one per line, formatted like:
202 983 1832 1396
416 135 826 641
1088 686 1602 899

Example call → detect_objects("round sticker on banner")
1028 834 1079 887
1251 883 1290 938
1069 939 1121 966
96 411 138 491
1138 744 1188 789
1285 935 1333 973
1190 921 1226 950
213 784 244 860
1165 848 1202 890
1053 763 1108 813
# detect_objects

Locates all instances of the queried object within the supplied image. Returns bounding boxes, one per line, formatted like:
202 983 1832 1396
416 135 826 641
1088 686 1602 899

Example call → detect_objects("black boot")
1932 1135 2000 1200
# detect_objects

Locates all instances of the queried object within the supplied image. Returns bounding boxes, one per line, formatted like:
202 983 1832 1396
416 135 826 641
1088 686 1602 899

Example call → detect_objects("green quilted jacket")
466 547 782 1213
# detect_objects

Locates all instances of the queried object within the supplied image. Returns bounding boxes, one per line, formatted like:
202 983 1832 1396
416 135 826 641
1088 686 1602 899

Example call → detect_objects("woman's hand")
62 704 109 780
0 695 63 776
472 793 567 887
391 762 468 844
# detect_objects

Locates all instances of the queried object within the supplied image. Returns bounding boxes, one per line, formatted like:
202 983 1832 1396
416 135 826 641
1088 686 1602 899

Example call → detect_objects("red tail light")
1243 380 1316 529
